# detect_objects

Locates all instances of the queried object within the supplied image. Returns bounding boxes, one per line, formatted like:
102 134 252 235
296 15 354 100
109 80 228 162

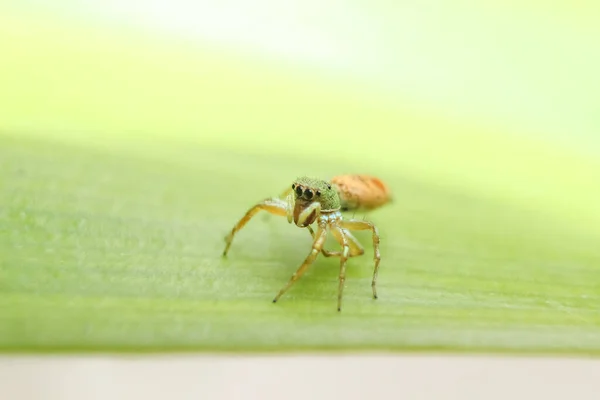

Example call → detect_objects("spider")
222 176 383 311
280 174 392 212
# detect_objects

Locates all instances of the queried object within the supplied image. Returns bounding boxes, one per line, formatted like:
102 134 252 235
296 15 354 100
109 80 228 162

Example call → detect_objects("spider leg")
306 225 338 257
308 225 364 258
222 197 291 257
261 186 295 222
339 219 381 299
272 224 328 304
331 225 350 311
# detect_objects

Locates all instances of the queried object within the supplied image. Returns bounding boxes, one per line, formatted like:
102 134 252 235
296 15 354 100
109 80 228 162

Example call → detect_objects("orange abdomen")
331 174 392 211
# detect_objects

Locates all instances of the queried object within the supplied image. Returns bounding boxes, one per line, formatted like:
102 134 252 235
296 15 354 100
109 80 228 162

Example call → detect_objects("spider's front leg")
261 186 295 223
272 222 328 304
306 224 360 311
222 195 293 257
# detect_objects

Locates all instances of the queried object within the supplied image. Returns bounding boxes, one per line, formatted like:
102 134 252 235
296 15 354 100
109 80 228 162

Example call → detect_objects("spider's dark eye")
292 184 296 189
304 189 313 200
316 190 321 196
295 186 303 196
327 184 332 190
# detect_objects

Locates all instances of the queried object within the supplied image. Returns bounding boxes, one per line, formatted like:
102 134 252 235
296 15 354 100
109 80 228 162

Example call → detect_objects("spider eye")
295 186 303 196
291 184 296 189
316 190 321 196
327 184 332 189
304 189 313 200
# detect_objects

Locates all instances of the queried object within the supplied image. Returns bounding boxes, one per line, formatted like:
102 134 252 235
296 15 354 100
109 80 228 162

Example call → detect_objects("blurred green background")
1 1 599 353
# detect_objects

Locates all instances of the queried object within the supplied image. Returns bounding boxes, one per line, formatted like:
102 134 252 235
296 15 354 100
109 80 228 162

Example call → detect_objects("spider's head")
290 177 340 227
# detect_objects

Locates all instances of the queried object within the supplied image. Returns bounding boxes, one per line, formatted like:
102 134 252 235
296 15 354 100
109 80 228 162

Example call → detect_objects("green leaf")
1 134 599 354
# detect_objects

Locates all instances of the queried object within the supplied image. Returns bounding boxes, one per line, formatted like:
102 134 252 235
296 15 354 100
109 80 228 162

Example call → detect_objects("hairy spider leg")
331 225 350 311
272 223 328 304
222 196 292 257
306 225 365 258
310 224 367 310
339 219 381 299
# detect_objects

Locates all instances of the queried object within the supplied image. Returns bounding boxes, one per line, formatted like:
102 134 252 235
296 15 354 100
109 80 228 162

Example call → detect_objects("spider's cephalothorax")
289 176 340 227
222 176 382 312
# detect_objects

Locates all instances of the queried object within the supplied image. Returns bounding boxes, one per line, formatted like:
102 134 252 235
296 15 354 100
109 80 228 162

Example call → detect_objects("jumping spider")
222 176 382 311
